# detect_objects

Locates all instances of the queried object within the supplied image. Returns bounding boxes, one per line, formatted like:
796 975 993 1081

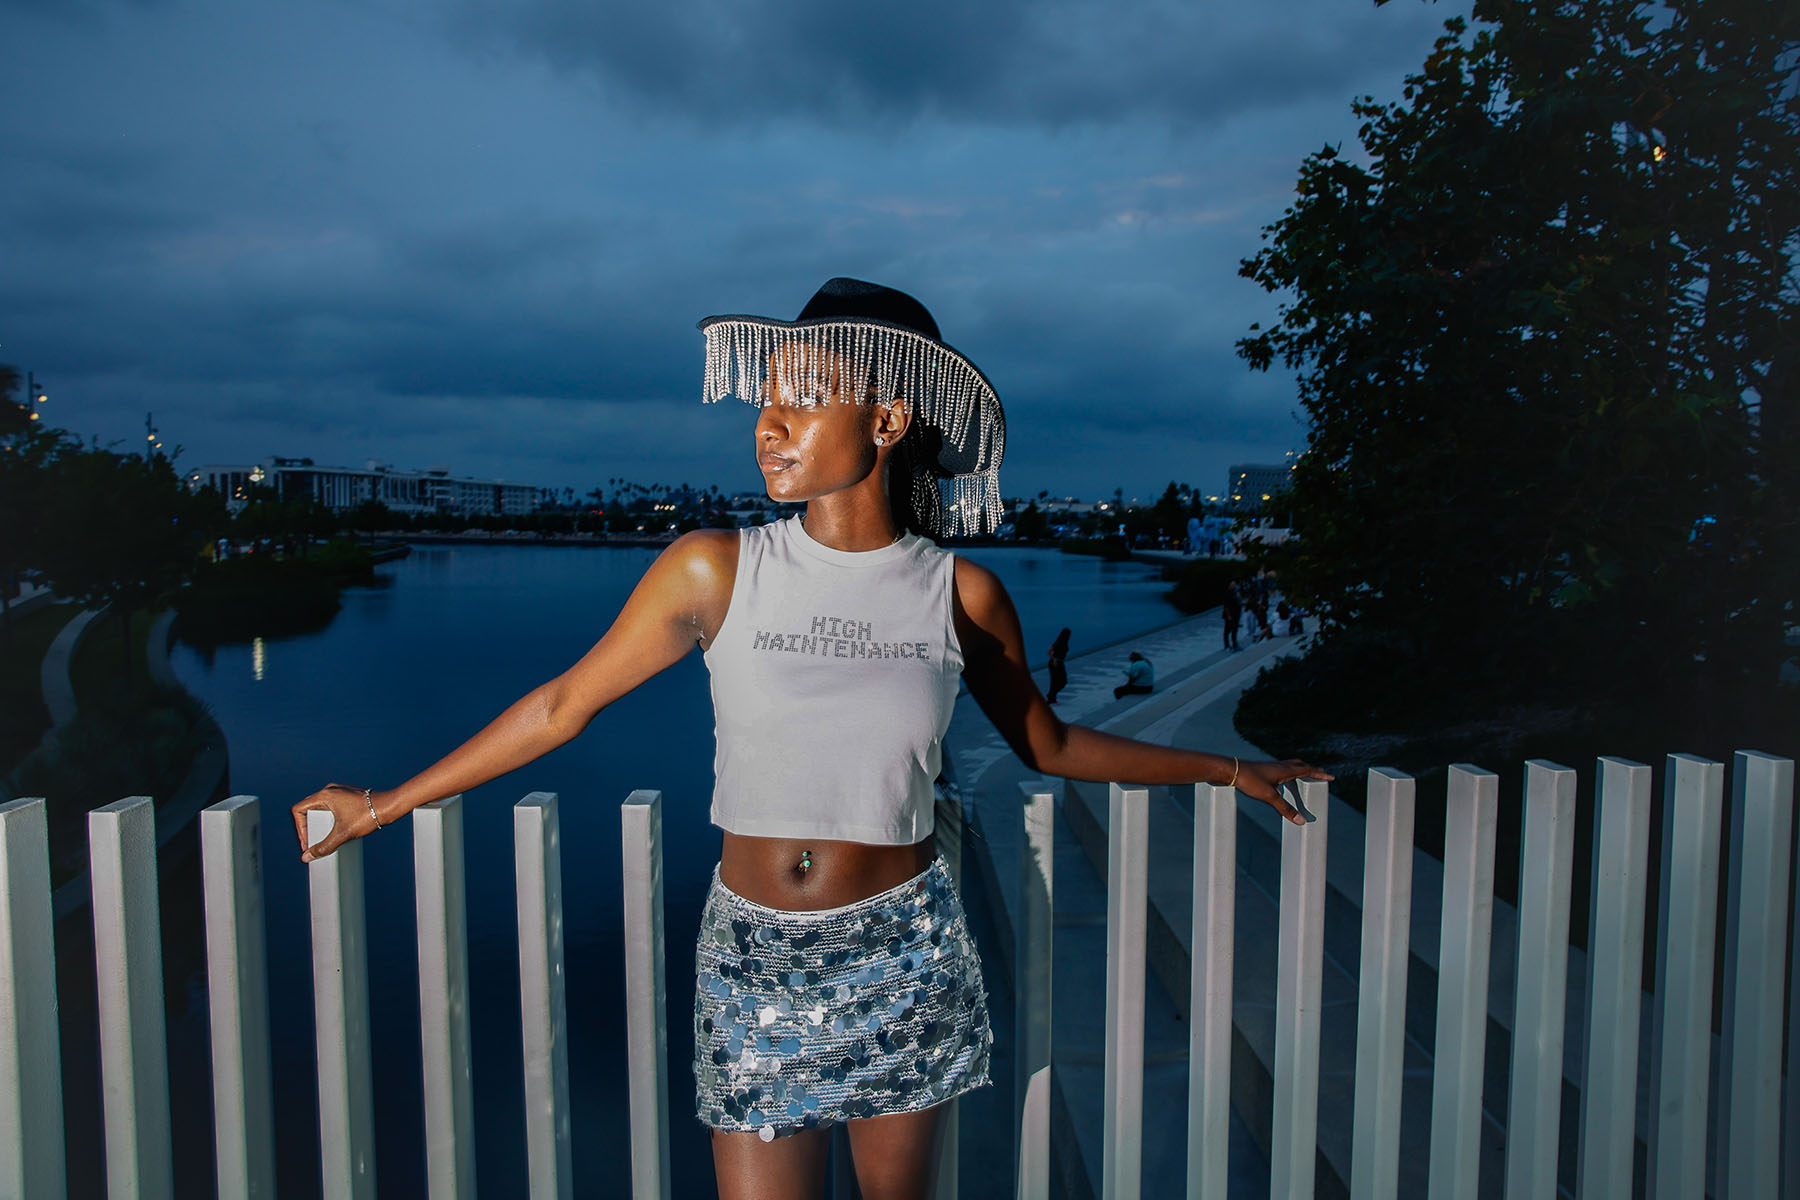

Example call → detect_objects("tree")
1238 0 1799 718
33 449 223 679
0 419 73 635
232 485 338 552
1149 481 1192 543
0 365 25 439
1014 501 1049 541
348 499 394 535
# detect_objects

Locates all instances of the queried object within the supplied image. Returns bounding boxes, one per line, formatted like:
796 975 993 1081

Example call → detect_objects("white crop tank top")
702 515 964 844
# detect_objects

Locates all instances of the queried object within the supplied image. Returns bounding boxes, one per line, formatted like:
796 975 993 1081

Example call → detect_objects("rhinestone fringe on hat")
701 319 1005 538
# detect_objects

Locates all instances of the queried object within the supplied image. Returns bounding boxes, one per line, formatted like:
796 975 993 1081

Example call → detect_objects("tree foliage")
0 365 25 439
0 422 75 626
1239 0 1800 715
32 448 224 676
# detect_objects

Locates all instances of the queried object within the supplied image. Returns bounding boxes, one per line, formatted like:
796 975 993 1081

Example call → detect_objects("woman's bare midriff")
718 831 936 911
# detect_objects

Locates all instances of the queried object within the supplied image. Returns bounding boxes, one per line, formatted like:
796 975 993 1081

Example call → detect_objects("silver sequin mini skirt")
693 857 992 1139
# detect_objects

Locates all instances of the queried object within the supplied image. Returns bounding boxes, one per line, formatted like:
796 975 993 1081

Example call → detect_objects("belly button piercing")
797 849 812 874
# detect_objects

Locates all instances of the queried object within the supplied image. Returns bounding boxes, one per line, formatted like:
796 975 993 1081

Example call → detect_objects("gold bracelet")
363 786 383 829
1228 757 1240 789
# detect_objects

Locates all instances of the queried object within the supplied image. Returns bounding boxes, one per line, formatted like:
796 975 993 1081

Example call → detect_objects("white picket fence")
0 749 1794 1199
1010 752 1796 1200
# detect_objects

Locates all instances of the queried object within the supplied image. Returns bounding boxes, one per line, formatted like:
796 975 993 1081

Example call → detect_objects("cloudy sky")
4 0 1464 503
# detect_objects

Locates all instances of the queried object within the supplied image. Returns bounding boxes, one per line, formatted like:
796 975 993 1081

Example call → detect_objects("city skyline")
5 0 1466 500
189 446 1294 512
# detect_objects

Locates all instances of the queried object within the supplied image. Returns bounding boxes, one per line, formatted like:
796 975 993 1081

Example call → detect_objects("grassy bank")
178 538 377 644
0 602 79 775
1057 537 1132 561
1160 558 1244 615
6 606 212 887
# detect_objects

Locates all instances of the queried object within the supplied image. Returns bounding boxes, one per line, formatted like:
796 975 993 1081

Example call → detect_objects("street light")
25 371 46 421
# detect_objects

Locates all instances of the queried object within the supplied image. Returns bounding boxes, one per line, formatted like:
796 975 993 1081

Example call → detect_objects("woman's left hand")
1235 759 1334 826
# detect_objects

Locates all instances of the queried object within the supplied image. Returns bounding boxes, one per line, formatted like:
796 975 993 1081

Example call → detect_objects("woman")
1046 627 1071 704
1112 651 1154 700
292 278 1328 1200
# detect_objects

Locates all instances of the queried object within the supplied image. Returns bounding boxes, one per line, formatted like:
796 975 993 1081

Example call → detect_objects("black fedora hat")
698 277 1005 537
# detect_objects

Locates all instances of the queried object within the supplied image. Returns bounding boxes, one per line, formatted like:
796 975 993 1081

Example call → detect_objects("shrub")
1057 537 1130 561
178 555 343 644
1163 559 1245 615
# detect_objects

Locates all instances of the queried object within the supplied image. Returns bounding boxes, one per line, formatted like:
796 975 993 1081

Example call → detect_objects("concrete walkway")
40 606 106 732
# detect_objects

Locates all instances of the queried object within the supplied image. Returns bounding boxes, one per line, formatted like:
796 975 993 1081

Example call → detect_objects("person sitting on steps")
1113 651 1154 700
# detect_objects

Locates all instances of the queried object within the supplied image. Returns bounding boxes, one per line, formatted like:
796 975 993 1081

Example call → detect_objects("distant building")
1227 455 1298 504
189 456 539 517
1030 498 1104 517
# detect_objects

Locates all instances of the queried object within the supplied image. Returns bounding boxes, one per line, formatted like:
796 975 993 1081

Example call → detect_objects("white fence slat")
307 807 377 1199
515 792 574 1200
621 791 672 1200
415 795 477 1198
1787 753 1800 1200
0 797 66 1200
1015 1067 1052 1200
1718 751 1793 1199
1186 781 1236 1200
1017 782 1055 1200
1504 760 1578 1200
91 795 175 1200
201 796 276 1200
1351 768 1415 1200
1102 782 1149 1200
1576 758 1651 1200
1646 754 1722 1200
1272 777 1329 1200
1426 765 1499 1200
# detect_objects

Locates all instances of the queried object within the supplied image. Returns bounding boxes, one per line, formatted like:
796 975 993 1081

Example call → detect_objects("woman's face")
753 345 881 504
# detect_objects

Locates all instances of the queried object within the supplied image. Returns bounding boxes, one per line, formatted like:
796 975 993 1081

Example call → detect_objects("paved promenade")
946 606 1294 793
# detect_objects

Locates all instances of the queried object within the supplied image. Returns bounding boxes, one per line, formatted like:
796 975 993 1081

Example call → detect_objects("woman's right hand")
291 784 385 863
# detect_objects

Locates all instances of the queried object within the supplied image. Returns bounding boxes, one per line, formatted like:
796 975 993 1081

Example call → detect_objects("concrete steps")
956 626 1296 1200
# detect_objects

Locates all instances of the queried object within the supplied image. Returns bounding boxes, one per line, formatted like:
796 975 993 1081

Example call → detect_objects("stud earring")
875 436 887 446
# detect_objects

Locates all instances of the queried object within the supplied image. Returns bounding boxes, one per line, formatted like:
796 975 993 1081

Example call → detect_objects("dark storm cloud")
450 0 1442 128
1 0 1465 497
0 0 166 16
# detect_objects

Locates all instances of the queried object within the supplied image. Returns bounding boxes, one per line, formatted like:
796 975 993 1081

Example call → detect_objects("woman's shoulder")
949 552 1000 591
951 556 1011 627
657 528 740 591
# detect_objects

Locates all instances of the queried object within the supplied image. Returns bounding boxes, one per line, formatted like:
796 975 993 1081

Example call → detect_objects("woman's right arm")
291 529 738 861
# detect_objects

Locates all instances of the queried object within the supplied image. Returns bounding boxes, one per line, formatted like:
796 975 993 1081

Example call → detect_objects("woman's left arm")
953 559 1327 826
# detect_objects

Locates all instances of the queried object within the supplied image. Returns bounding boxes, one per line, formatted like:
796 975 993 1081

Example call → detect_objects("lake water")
63 539 1180 1197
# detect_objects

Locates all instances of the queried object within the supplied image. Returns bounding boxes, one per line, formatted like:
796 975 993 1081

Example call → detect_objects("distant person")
290 278 1327 1198
1046 627 1071 704
1279 600 1305 636
1250 579 1274 642
1223 580 1243 650
1114 651 1154 699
